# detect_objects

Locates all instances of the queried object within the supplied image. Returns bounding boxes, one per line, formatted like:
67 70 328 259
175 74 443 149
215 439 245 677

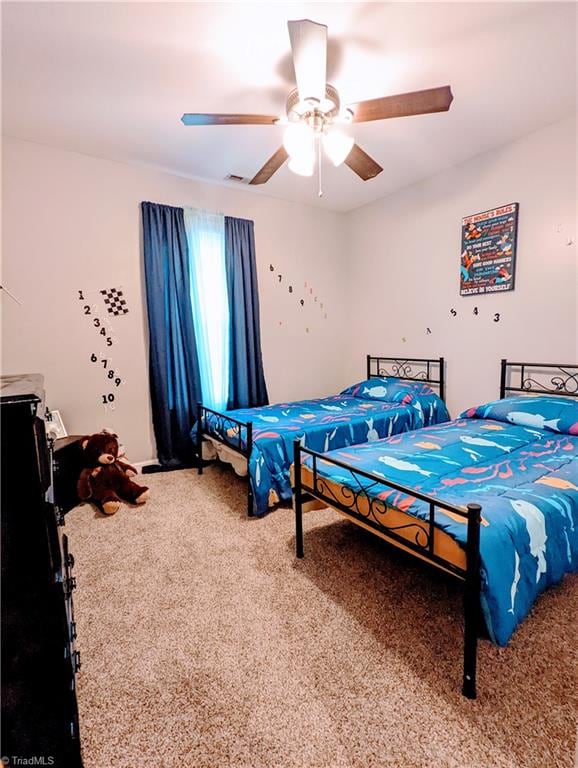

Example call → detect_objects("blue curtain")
141 202 202 467
224 216 268 409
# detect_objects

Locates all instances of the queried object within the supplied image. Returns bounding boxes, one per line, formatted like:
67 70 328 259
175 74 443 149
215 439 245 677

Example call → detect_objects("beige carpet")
66 466 577 768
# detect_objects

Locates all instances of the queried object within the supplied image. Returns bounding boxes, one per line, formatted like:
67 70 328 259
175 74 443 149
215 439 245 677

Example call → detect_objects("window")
183 209 230 411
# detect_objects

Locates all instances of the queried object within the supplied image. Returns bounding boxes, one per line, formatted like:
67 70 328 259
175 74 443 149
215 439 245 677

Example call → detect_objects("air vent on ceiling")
225 174 249 184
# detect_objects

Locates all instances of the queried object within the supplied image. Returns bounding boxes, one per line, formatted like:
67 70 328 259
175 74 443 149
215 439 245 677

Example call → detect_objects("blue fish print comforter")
312 395 578 645
197 378 448 516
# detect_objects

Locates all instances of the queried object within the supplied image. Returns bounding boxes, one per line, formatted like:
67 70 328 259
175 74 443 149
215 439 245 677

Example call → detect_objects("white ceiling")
2 2 576 212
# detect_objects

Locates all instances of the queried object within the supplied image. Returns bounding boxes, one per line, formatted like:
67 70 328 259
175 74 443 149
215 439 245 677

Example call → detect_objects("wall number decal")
90 354 111 368
445 304 501 324
81 288 126 409
270 271 328 333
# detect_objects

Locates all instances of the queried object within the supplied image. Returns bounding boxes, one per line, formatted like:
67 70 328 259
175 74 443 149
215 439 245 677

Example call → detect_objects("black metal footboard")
292 441 482 699
196 403 255 516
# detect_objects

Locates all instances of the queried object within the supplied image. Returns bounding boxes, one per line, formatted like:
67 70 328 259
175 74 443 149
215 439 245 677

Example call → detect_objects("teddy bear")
76 430 149 516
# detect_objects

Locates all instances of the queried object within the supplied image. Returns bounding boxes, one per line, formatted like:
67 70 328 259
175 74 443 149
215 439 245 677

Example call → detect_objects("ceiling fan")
181 19 453 189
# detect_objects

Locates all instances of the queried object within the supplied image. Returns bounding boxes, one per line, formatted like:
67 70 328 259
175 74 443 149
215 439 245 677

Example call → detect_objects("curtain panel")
141 201 202 467
224 216 269 409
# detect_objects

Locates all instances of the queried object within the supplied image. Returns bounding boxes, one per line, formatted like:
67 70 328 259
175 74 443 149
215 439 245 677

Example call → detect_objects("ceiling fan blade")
348 86 453 123
181 113 278 126
249 147 289 185
344 144 383 181
287 19 327 103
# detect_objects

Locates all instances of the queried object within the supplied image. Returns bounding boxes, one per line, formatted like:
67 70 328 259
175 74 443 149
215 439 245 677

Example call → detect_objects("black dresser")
1 375 83 766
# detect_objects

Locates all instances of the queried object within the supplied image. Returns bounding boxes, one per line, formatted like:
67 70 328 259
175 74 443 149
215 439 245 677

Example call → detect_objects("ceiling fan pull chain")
317 138 323 198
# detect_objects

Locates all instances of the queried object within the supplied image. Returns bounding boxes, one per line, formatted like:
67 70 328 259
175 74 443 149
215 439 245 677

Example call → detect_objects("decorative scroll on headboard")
500 359 578 399
366 356 445 402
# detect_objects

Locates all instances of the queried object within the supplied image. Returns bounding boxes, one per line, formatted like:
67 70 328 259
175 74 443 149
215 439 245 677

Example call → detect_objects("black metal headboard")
500 359 578 399
366 356 445 402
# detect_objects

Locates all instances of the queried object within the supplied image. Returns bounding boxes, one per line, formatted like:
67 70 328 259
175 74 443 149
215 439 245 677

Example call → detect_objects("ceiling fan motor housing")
286 84 344 130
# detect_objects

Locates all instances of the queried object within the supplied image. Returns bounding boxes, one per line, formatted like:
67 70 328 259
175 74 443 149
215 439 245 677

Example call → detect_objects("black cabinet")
53 436 85 517
1 375 83 767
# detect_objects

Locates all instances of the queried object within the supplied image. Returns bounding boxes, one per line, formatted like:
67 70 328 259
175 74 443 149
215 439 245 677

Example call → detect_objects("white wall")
1 138 347 462
3 118 576 462
342 117 577 417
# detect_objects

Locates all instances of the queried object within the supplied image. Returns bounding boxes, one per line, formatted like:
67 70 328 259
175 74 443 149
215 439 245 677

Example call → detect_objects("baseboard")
133 459 157 471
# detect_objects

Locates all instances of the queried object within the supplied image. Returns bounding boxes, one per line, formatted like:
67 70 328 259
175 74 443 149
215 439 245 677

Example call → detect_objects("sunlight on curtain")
183 208 229 411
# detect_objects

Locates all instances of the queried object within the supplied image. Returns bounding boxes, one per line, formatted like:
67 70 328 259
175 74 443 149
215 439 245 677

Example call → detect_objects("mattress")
204 436 247 477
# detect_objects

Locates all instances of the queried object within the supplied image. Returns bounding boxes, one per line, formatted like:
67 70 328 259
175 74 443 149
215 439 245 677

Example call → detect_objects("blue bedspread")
311 395 578 645
198 379 448 516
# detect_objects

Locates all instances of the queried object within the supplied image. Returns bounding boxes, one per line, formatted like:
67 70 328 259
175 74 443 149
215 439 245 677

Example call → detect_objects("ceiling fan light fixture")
283 122 314 159
288 153 315 177
322 128 355 167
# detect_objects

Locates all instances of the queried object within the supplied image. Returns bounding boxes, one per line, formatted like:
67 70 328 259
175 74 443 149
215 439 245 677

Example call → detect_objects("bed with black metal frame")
195 355 445 517
292 359 578 699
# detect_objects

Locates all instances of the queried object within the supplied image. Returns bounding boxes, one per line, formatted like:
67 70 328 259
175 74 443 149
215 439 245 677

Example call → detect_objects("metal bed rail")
196 402 255 516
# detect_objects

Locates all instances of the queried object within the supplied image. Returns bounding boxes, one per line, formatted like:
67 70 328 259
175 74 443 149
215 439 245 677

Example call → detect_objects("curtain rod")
143 201 253 222
184 205 225 217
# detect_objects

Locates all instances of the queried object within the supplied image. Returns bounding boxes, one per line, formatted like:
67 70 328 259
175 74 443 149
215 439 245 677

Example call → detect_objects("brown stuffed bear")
76 430 149 516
